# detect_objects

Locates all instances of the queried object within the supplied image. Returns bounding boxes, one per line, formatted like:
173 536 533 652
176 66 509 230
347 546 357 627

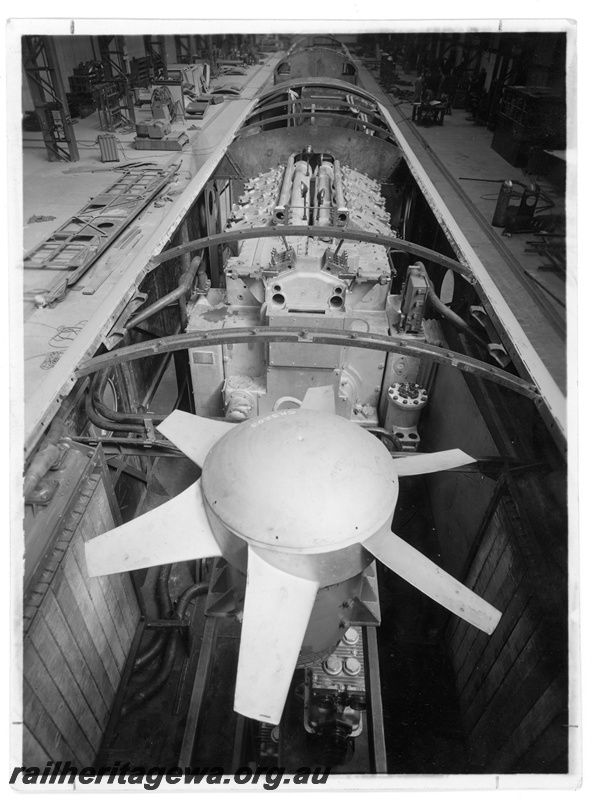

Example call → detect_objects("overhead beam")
146 225 476 283
74 325 539 400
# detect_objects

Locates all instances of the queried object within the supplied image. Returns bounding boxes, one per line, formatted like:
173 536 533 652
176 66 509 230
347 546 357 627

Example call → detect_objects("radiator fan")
85 386 501 724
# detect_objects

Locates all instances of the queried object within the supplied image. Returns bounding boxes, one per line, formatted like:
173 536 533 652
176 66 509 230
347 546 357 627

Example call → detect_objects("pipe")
132 631 168 672
134 564 174 671
333 159 349 226
316 162 334 229
427 288 490 350
180 259 209 330
274 154 296 224
85 349 244 439
289 160 310 225
89 341 185 428
86 371 149 433
125 256 203 330
333 159 345 208
122 582 209 716
406 260 489 351
85 381 146 435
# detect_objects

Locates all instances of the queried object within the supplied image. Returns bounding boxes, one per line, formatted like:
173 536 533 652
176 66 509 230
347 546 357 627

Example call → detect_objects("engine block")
186 149 431 429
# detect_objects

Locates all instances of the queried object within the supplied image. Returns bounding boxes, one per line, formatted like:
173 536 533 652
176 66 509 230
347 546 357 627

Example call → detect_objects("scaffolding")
144 35 168 79
97 35 136 126
174 35 194 64
22 36 80 162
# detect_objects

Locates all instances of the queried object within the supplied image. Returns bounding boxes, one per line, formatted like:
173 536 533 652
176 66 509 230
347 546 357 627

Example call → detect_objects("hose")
420 266 490 351
121 582 209 717
85 373 146 435
85 382 146 433
89 370 167 428
134 564 174 671
427 288 489 349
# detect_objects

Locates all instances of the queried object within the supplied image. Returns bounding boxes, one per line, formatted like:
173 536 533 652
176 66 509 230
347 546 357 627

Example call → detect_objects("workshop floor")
379 63 568 282
21 59 276 255
394 85 568 309
356 61 569 393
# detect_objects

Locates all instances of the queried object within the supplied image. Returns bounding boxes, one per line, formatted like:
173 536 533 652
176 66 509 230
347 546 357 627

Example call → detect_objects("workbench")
411 101 447 126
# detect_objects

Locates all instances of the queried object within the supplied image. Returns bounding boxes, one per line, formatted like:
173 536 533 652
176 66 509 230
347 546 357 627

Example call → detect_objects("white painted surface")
158 410 234 468
393 448 476 477
85 479 221 577
300 384 337 412
234 546 319 724
364 527 502 635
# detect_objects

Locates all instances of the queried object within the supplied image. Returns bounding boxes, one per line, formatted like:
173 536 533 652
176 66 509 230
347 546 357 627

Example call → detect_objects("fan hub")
201 409 398 554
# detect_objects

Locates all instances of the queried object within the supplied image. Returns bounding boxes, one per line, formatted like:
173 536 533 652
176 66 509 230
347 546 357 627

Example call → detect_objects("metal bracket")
143 417 156 442
25 479 59 508
204 558 240 617
349 562 381 626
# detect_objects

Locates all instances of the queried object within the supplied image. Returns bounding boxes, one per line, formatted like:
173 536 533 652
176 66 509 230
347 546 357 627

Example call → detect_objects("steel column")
22 36 79 162
175 36 193 64
97 35 136 125
144 35 168 79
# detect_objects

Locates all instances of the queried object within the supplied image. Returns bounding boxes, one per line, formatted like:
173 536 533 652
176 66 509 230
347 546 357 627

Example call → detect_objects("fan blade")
234 547 319 724
300 385 336 413
85 479 221 577
364 528 501 634
157 410 234 467
393 448 476 477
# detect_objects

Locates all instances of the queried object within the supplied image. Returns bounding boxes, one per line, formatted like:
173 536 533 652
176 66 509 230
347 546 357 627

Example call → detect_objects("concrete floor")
22 61 277 256
372 64 567 303
356 61 568 393
20 56 281 449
